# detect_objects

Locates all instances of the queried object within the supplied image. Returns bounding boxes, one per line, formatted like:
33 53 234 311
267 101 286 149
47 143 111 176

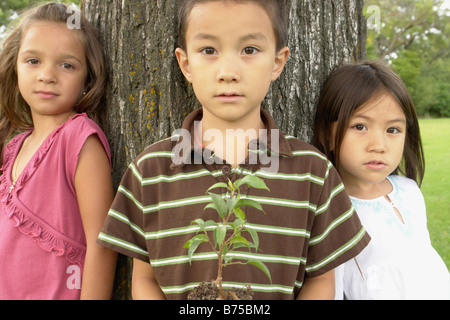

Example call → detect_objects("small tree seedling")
184 175 271 300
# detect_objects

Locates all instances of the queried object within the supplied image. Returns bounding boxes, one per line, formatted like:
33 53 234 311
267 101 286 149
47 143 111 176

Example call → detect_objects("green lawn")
419 118 450 270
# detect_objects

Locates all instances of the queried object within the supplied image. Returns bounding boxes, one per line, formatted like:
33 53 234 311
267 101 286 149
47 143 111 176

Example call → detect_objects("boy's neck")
199 108 266 168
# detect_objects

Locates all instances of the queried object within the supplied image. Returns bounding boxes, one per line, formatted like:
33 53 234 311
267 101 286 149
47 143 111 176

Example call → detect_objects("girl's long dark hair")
313 60 425 186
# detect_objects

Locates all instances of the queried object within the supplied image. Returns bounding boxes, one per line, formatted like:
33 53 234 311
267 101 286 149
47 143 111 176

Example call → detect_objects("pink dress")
0 113 111 300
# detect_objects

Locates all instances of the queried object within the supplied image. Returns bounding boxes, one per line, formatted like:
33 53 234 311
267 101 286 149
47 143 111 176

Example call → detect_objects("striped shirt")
98 109 370 299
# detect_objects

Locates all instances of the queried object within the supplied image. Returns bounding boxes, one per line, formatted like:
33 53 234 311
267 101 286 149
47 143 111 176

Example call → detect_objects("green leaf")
229 236 250 249
231 242 256 250
186 234 209 264
227 179 235 192
191 218 205 232
247 260 272 283
247 227 259 251
213 225 227 248
235 175 269 191
193 219 218 232
203 220 218 229
223 253 233 264
227 194 239 212
204 203 216 211
232 219 243 231
236 198 264 212
206 182 228 192
208 193 228 218
184 238 193 249
233 207 246 220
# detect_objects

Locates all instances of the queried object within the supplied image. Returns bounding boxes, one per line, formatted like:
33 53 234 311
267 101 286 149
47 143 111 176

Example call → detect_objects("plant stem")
216 246 227 299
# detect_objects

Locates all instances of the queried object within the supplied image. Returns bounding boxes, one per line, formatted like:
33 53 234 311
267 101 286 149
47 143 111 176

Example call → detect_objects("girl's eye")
201 47 217 55
242 47 258 55
62 63 75 70
26 58 40 65
352 124 367 131
387 127 401 134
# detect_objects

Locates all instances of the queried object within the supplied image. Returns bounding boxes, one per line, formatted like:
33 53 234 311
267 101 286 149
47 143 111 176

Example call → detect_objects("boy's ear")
271 46 290 82
175 48 192 83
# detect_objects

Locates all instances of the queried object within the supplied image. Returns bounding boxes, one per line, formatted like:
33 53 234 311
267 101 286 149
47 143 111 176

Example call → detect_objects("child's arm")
132 258 166 299
296 269 335 300
75 135 117 299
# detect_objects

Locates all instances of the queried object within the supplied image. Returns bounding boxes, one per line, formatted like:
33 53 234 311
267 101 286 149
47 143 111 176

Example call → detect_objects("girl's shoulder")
388 175 420 191
60 113 110 160
59 113 108 145
64 113 104 135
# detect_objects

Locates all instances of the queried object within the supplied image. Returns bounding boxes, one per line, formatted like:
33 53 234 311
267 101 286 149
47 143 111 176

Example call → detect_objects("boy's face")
176 1 289 126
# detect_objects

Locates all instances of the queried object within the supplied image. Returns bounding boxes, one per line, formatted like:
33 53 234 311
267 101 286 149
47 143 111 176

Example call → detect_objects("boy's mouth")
216 92 243 102
217 92 241 97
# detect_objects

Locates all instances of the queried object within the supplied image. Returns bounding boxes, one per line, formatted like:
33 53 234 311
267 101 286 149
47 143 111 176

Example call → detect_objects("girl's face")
337 93 406 197
16 22 87 123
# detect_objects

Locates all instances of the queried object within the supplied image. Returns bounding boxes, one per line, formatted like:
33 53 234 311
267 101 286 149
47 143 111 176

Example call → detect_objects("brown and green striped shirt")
98 109 370 299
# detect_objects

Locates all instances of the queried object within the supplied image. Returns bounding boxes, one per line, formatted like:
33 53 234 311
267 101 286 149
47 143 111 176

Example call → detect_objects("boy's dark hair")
313 60 425 186
177 0 288 52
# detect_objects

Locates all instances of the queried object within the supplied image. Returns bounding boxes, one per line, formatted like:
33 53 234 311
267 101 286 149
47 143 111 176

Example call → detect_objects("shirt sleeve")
61 115 112 193
304 162 370 278
97 159 149 262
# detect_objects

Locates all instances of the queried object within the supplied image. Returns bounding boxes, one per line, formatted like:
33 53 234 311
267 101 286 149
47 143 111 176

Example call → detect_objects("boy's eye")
242 47 258 55
201 47 217 55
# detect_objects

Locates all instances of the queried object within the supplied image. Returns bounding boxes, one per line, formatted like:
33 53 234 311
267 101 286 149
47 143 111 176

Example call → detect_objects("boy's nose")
216 56 240 83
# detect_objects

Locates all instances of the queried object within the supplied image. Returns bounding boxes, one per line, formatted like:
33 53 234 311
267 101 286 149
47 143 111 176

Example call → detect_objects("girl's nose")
37 66 57 84
367 131 387 153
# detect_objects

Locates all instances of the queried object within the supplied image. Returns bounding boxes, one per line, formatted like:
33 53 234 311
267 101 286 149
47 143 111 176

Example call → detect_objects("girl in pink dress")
0 3 117 299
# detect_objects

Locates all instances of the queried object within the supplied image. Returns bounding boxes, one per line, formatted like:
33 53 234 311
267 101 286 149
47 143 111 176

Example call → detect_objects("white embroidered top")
335 175 449 300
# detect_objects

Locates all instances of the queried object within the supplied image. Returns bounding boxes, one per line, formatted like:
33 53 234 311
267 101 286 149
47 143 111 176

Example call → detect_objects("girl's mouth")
36 90 59 99
365 161 386 170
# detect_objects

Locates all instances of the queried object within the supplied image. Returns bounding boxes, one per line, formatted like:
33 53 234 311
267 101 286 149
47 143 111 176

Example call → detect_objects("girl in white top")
313 60 449 299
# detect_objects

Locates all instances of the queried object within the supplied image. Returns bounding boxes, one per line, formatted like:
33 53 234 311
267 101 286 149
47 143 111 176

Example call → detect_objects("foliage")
365 0 450 117
0 0 32 27
184 175 271 299
0 0 80 37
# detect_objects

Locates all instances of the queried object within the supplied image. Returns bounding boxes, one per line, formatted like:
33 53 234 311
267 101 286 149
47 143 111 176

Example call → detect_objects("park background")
1 0 449 297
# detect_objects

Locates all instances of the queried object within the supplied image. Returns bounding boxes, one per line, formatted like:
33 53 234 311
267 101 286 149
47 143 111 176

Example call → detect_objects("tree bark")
81 0 366 300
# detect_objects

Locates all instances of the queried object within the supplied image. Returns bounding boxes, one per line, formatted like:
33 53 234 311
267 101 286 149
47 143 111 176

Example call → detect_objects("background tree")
0 0 32 27
365 0 450 117
81 0 367 300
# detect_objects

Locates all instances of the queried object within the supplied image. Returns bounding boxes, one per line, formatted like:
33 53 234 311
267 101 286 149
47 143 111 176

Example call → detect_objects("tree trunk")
81 0 366 300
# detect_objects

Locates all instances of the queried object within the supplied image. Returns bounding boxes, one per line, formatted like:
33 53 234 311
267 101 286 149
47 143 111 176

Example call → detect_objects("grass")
419 118 450 270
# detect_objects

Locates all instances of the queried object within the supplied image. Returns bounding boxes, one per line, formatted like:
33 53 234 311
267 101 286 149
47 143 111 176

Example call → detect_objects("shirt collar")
170 108 293 168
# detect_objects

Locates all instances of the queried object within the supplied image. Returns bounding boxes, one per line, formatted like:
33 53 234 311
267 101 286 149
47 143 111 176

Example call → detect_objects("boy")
98 0 370 299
